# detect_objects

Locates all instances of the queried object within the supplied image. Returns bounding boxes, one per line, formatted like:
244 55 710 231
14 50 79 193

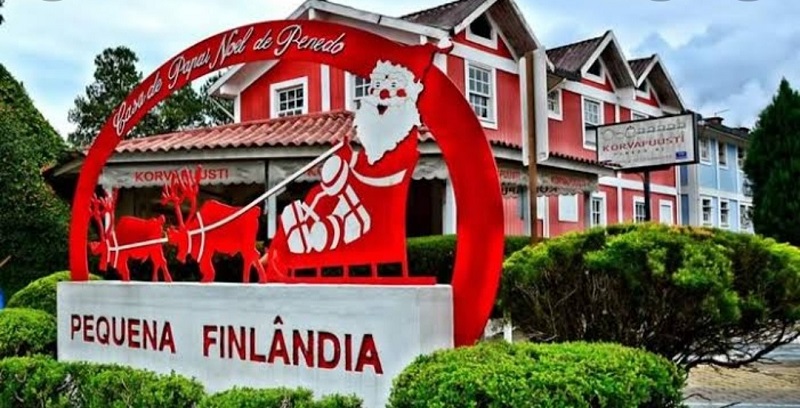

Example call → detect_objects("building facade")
47 0 726 241
543 32 686 236
679 116 753 232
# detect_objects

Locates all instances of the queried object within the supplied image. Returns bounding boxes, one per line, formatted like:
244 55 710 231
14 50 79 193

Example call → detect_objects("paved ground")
684 343 800 407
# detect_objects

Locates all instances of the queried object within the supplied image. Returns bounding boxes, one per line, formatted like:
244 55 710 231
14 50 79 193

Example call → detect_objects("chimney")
738 127 750 134
705 117 723 125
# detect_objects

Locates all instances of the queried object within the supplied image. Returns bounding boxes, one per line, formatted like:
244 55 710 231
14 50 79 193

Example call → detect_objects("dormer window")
636 80 651 98
466 14 497 48
588 60 603 77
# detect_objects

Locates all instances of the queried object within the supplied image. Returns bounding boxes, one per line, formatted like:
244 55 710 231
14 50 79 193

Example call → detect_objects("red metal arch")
68 20 504 347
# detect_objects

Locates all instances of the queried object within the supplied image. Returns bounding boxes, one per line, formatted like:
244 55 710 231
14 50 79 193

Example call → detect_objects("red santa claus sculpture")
265 59 432 284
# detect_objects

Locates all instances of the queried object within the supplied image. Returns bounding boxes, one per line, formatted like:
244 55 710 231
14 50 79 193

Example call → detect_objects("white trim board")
560 80 678 119
697 188 753 203
451 42 518 74
320 65 331 111
599 177 678 196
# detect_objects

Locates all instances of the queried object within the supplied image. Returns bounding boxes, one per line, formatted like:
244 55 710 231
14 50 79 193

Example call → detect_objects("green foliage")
0 64 70 298
0 308 57 359
7 271 102 317
0 356 206 408
198 387 363 408
744 78 800 245
0 0 4 25
500 223 800 369
388 340 685 408
407 234 538 283
68 46 234 148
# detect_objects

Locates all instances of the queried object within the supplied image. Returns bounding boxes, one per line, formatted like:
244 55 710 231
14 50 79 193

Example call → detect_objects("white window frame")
718 141 728 169
739 203 752 231
590 192 607 227
269 77 308 118
465 14 498 49
737 146 746 171
582 97 603 150
699 138 712 164
633 196 647 223
719 199 730 229
344 72 371 111
547 89 563 121
700 196 713 226
465 61 498 130
658 199 674 226
584 58 607 84
558 194 579 223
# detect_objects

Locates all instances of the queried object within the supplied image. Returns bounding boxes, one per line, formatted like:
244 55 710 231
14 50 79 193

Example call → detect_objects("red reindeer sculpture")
89 189 172 282
161 167 266 284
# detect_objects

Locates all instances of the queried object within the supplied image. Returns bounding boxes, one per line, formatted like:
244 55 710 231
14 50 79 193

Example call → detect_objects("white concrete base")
57 282 453 408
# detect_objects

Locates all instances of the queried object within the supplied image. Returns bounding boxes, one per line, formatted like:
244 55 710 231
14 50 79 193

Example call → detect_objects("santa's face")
354 61 424 165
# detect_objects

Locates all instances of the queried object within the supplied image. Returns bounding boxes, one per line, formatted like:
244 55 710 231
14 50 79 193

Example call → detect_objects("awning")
499 166 598 196
100 161 266 189
267 157 449 188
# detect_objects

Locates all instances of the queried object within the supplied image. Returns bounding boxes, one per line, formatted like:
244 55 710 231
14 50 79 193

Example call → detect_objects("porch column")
443 177 456 234
268 194 277 239
583 191 592 230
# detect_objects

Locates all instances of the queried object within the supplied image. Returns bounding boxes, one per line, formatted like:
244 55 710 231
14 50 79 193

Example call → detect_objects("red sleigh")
263 133 435 286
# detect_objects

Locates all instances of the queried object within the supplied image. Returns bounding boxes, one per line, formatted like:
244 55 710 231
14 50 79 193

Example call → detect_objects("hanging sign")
595 112 698 170
100 161 265 188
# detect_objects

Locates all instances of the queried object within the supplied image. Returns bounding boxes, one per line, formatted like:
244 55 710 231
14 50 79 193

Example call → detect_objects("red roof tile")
113 110 447 154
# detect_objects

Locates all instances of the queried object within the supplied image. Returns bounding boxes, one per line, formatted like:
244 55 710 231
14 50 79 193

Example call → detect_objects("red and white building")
48 0 689 240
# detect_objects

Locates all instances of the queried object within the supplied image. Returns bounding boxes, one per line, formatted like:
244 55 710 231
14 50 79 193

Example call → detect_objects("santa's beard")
353 99 420 165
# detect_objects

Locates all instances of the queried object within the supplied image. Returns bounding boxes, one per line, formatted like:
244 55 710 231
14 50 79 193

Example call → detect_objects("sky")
0 0 797 138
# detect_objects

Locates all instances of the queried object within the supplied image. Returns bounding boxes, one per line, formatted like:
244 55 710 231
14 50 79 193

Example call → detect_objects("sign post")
595 112 698 222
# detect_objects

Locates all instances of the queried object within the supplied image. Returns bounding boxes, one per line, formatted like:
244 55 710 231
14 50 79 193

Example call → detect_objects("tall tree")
0 63 70 297
67 46 160 147
67 46 227 148
0 0 5 25
743 78 800 245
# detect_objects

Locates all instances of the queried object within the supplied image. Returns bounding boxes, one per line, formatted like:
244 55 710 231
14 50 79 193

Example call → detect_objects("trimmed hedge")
388 340 685 408
0 308 56 359
7 271 101 316
0 356 362 408
0 356 206 407
500 223 800 369
199 387 362 408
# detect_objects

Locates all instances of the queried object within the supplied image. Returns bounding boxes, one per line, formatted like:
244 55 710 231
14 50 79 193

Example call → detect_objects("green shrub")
7 270 101 317
82 365 205 408
199 387 362 408
407 235 539 283
387 340 685 408
0 356 205 408
0 308 57 358
500 223 800 369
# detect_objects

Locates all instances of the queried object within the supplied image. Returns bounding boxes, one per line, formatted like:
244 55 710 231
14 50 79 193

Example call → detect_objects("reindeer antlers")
89 188 118 239
160 166 203 228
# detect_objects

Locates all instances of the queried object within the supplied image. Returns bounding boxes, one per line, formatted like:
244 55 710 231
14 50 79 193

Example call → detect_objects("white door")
659 201 674 225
